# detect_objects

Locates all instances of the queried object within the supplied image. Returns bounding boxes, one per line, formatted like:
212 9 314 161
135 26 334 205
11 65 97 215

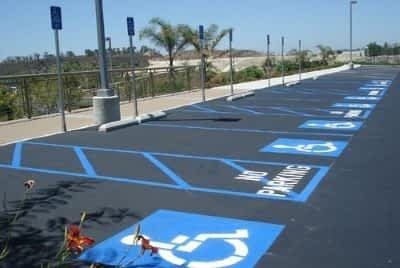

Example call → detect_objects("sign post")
199 25 206 102
50 6 66 132
229 29 234 96
281 36 285 86
127 17 138 117
298 40 302 82
267 34 271 88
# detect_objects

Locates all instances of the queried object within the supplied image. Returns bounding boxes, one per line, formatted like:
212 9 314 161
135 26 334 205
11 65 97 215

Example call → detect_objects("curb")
99 111 167 132
226 91 255 102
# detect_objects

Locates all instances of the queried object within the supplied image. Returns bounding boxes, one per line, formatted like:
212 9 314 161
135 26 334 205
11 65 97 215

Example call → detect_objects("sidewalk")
0 64 355 146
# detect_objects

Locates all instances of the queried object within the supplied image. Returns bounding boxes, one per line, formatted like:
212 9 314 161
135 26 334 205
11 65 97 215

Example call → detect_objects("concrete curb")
285 81 301 87
99 111 167 132
226 91 255 102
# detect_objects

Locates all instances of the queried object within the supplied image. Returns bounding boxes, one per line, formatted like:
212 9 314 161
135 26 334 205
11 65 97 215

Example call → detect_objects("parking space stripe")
73 146 97 177
142 152 190 189
11 142 23 167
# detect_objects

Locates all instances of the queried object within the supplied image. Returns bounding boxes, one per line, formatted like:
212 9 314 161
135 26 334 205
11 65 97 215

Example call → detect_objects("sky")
0 0 399 60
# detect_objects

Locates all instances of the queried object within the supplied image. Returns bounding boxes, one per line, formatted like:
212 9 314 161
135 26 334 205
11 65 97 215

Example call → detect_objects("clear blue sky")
0 0 399 60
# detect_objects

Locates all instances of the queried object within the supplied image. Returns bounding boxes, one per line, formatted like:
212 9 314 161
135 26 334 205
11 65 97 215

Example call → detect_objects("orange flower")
66 224 95 254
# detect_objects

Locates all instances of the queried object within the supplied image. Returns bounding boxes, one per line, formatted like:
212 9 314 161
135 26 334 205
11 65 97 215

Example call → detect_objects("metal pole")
95 0 111 95
350 2 353 68
54 30 66 132
199 25 205 102
298 40 302 81
229 29 234 96
281 36 285 86
267 34 271 88
106 37 113 84
129 36 138 117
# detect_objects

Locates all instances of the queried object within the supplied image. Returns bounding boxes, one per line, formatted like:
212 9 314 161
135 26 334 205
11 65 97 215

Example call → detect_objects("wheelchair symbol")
307 122 356 129
121 229 249 268
273 142 337 153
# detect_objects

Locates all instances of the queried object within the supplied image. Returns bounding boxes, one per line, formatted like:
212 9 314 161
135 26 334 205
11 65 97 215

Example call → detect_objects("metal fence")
0 65 200 121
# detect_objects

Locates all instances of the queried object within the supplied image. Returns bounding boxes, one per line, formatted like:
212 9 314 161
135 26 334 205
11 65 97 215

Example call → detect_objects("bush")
235 66 265 83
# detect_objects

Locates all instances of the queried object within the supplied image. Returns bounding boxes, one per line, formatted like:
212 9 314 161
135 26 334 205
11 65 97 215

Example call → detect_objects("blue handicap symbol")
299 120 363 131
344 96 381 101
332 103 375 109
260 138 348 157
79 210 284 267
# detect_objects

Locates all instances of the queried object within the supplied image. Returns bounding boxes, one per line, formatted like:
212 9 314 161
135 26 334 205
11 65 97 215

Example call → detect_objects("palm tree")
140 18 188 67
180 24 232 58
316 45 335 65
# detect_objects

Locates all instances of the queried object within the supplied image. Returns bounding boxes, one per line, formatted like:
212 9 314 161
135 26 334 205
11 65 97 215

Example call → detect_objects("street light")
349 0 357 69
93 0 120 125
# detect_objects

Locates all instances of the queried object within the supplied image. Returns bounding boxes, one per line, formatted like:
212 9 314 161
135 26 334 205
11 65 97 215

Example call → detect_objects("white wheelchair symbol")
273 142 337 153
121 229 249 268
307 122 355 129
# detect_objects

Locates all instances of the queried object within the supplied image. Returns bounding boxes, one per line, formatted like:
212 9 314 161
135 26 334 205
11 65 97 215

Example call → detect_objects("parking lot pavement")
0 66 399 267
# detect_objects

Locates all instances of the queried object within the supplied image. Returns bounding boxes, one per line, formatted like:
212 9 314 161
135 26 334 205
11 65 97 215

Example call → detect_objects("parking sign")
50 6 62 30
127 17 135 36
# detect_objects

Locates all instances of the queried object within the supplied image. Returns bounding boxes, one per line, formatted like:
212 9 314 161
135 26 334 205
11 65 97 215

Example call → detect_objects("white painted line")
171 235 190 244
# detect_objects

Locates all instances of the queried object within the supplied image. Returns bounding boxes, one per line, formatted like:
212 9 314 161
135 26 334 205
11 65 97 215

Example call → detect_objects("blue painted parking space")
80 210 284 267
2 141 331 202
299 120 363 131
260 138 348 157
332 103 376 109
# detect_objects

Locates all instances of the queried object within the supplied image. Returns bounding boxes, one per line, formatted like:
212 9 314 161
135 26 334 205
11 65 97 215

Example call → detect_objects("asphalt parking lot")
0 66 399 267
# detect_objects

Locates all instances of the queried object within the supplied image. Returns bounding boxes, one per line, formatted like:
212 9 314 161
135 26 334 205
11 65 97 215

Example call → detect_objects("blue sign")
127 17 135 36
229 29 233 42
50 6 62 30
199 25 204 40
260 138 348 157
267 34 270 45
344 96 381 101
299 120 363 131
332 103 375 109
79 210 284 267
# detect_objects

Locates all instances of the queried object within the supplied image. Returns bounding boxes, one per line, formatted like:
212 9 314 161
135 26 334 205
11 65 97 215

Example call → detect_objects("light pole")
349 0 357 69
93 0 120 125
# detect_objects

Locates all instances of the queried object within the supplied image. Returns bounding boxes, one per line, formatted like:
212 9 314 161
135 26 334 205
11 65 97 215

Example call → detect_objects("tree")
140 17 188 67
66 51 75 57
316 45 335 64
84 49 95 57
367 42 382 57
180 24 231 58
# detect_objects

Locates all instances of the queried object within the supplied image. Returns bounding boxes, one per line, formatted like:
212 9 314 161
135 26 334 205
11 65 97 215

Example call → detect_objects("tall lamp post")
349 0 357 69
93 0 120 125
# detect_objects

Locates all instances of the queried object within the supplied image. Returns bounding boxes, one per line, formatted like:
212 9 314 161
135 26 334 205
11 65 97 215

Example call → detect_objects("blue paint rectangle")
260 138 348 157
344 96 381 101
79 210 284 268
299 120 363 131
332 103 376 109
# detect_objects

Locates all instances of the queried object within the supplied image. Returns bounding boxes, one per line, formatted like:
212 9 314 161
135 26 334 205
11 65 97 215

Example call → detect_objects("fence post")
186 67 192 91
149 70 155 97
22 78 32 119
